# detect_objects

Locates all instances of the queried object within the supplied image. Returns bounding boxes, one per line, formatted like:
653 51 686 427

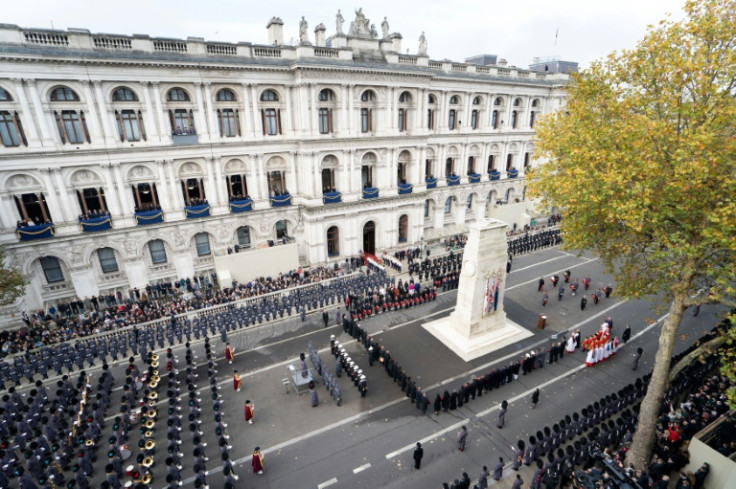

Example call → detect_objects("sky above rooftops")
6 0 685 69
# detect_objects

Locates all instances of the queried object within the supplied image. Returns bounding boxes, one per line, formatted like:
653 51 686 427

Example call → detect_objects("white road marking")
317 477 338 488
353 463 371 473
385 312 667 460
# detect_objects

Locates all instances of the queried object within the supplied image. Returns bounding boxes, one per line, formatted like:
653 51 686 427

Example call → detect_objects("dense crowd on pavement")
0 259 364 359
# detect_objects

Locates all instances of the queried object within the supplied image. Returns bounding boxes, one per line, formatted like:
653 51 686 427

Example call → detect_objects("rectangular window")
318 108 332 134
471 110 478 130
218 109 238 137
398 108 407 132
98 248 119 274
170 109 194 134
149 240 167 264
445 158 454 177
55 110 87 144
194 234 211 256
116 110 143 142
530 112 536 128
0 111 25 147
262 109 280 136
40 256 64 283
360 108 372 133
511 111 518 129
427 109 434 129
425 159 432 178
492 110 498 129
424 199 430 218
448 109 456 130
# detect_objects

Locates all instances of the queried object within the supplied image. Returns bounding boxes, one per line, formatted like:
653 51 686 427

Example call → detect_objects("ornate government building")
0 9 570 314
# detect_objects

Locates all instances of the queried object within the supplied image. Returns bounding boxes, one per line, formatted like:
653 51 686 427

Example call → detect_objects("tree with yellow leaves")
528 0 736 469
0 245 25 307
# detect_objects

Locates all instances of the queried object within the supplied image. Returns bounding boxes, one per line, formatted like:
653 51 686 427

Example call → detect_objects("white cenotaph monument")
423 219 533 361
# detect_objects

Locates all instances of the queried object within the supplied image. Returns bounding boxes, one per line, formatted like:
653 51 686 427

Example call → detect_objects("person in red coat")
244 400 254 424
233 370 242 392
251 447 264 474
224 343 234 364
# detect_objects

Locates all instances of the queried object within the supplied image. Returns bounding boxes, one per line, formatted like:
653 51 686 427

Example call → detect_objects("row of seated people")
78 210 111 220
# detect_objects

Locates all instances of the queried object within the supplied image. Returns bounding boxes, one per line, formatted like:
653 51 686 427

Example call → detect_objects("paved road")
25 247 719 489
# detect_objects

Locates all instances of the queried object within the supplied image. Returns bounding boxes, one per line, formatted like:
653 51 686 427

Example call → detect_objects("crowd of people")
77 209 111 221
15 217 53 228
0 262 363 360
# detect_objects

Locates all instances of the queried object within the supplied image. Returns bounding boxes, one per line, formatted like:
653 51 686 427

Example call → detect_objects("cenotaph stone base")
423 219 533 362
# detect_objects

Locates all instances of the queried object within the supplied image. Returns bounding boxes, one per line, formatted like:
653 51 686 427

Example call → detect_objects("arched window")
427 94 437 129
0 88 11 101
398 215 408 243
494 97 504 106
360 90 375 133
236 226 251 248
361 90 374 102
40 256 64 283
50 87 79 102
399 91 412 103
275 220 288 239
473 96 482 105
428 94 436 104
449 95 459 104
216 89 237 102
97 248 119 274
260 89 279 102
112 87 138 102
50 87 89 144
466 194 473 209
148 240 167 264
327 226 340 257
444 197 453 214
514 98 523 107
167 88 190 102
318 89 335 101
194 233 211 256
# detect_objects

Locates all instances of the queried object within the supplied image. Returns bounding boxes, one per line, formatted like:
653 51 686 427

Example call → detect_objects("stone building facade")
0 12 569 313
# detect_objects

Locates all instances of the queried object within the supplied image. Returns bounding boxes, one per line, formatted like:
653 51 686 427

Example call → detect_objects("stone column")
204 156 218 206
151 82 169 141
141 82 160 142
249 84 260 140
77 80 103 143
385 87 394 133
346 84 355 136
282 84 293 135
113 163 136 218
241 82 255 138
414 146 423 184
415 88 424 132
342 149 351 193
339 84 348 135
212 156 225 206
92 80 117 144
439 90 448 130
155 159 173 211
256 154 268 200
287 153 298 197
248 155 260 201
0 194 18 229
101 164 122 217
308 83 316 135
462 91 472 132
36 169 63 223
24 79 56 146
311 152 321 197
51 168 76 222
203 82 218 141
193 82 209 142
11 79 41 148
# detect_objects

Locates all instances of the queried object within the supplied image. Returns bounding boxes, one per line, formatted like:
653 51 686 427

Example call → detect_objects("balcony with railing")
489 170 501 181
270 193 292 207
425 176 438 189
398 183 413 195
184 202 211 219
361 187 379 200
134 209 164 226
79 213 113 232
323 191 342 204
228 198 253 213
468 173 481 184
446 174 461 186
508 168 519 179
16 222 55 241
171 128 198 145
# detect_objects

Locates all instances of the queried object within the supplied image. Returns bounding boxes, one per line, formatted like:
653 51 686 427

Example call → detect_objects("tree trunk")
625 292 686 469
668 336 725 382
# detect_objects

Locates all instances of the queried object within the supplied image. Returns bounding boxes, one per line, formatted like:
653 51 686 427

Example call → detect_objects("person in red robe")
244 400 254 424
251 447 264 474
233 370 242 392
224 343 234 364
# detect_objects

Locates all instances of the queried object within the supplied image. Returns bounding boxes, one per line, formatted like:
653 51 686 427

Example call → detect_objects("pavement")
12 246 723 489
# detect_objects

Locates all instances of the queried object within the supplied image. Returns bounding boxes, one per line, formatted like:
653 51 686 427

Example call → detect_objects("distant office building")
465 54 498 66
529 57 579 74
